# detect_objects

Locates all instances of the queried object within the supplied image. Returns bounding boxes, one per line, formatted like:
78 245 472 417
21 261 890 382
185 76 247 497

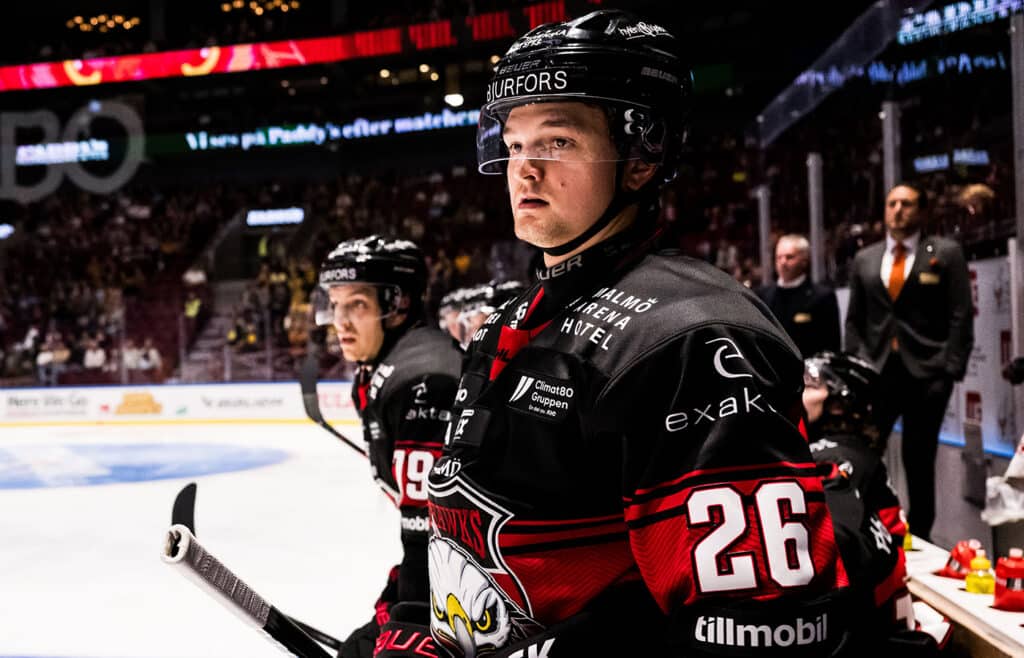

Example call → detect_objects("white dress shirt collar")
886 231 920 255
777 273 807 289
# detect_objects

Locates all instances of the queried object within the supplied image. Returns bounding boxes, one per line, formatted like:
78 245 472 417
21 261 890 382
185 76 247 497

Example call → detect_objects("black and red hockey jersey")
810 434 914 639
352 325 462 606
426 232 851 657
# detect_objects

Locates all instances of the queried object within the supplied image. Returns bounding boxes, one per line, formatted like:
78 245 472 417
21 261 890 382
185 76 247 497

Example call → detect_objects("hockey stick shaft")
170 484 342 652
163 524 331 658
301 349 367 457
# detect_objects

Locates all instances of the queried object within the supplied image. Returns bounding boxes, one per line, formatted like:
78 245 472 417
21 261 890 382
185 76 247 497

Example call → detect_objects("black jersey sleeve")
380 373 460 511
371 371 459 607
596 324 852 656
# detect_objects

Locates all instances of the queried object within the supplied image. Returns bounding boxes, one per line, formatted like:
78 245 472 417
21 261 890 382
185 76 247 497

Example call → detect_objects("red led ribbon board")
0 0 607 93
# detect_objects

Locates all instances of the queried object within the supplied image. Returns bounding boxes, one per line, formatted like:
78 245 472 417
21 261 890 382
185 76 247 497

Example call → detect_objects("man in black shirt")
756 234 840 358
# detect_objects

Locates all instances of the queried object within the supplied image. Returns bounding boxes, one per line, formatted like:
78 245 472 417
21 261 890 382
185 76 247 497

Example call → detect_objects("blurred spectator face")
327 284 386 363
774 238 808 283
503 102 619 250
884 185 923 240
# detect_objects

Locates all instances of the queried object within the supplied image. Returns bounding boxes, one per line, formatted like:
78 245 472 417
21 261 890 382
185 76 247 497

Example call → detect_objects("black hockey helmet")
479 9 694 256
804 351 881 442
316 234 427 325
479 9 692 181
491 279 527 308
438 286 470 318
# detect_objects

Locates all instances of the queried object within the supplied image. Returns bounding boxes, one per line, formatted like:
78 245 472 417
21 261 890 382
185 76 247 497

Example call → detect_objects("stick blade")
172 482 197 534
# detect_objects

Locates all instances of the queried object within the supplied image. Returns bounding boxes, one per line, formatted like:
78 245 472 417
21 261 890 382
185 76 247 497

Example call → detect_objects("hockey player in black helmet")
315 235 462 658
437 281 529 351
412 9 851 658
437 287 471 344
803 351 949 655
803 350 883 448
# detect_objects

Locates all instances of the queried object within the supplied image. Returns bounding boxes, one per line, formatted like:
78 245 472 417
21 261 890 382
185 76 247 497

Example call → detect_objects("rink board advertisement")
949 256 1018 457
0 381 359 427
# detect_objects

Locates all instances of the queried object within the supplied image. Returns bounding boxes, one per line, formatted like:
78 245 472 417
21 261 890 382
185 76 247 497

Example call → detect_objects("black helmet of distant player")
804 351 882 445
438 286 469 338
479 9 694 256
454 284 495 349
316 235 427 360
438 285 486 345
490 279 527 308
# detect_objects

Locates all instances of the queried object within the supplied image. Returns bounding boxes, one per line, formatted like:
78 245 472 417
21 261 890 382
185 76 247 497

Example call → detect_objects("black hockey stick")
300 347 366 457
166 483 342 654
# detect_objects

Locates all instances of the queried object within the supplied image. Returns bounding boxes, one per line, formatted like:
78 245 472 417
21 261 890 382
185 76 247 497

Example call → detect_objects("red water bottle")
936 538 983 579
994 547 1024 611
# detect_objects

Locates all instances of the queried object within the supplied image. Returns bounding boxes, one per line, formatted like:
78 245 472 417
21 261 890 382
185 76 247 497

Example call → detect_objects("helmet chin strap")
542 164 643 257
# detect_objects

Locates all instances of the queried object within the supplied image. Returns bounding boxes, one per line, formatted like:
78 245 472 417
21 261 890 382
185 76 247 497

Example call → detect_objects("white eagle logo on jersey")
429 539 515 657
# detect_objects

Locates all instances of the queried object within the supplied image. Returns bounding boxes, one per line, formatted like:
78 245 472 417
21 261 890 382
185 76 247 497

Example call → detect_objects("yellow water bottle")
965 550 995 594
903 521 913 551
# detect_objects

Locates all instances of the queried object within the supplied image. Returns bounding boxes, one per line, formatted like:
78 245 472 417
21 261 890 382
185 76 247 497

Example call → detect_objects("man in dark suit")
756 233 841 357
844 182 974 541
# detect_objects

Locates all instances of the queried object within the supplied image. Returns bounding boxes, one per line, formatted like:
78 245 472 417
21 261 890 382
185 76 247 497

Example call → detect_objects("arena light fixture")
444 93 464 107
70 13 140 31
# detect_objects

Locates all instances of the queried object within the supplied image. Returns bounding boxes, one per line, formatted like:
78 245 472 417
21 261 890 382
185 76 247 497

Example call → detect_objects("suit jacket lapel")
865 241 891 307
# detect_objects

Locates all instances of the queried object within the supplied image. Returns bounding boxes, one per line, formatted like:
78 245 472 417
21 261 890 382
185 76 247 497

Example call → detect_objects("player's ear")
623 160 658 191
384 294 410 328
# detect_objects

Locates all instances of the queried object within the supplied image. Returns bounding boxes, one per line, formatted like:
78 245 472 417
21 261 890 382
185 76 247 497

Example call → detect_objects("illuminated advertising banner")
246 207 304 226
0 100 144 203
184 108 480 153
898 0 1024 45
0 34 399 93
793 50 1007 90
0 0 572 93
15 139 109 166
912 148 990 173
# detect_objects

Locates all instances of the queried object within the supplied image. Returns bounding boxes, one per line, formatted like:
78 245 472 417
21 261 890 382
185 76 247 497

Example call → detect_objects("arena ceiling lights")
65 13 141 33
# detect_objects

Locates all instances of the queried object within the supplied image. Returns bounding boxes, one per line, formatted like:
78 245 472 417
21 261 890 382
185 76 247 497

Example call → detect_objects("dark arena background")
0 1 1023 656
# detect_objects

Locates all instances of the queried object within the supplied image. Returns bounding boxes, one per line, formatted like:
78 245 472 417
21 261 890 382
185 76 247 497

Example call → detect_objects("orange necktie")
888 242 907 300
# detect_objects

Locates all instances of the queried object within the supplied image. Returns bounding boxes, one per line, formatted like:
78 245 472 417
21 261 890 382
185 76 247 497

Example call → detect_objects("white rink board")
0 381 360 428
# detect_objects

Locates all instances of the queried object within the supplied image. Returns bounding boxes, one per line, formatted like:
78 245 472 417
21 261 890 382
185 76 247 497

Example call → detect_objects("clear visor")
476 99 634 175
312 283 399 327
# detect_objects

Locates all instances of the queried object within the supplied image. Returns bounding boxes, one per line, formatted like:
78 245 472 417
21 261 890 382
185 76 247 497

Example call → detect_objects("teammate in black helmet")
315 235 462 658
437 281 528 351
803 352 948 655
415 9 851 658
437 287 472 344
803 350 883 448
